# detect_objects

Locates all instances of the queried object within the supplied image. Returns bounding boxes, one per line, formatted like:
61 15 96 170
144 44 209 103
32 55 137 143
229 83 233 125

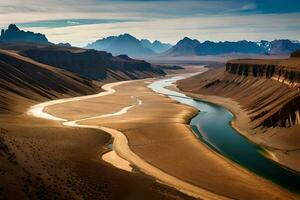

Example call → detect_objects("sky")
0 0 300 47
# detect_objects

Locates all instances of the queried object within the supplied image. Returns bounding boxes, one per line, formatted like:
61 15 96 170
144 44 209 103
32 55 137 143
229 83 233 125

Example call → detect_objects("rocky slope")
19 45 165 81
177 53 300 172
224 58 300 128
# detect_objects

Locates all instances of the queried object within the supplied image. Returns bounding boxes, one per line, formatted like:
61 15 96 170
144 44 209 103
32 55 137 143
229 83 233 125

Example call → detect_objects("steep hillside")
19 46 165 81
224 59 300 128
177 56 300 172
0 50 100 114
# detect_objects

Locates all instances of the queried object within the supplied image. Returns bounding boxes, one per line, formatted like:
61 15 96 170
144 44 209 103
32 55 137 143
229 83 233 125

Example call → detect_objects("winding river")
149 75 300 193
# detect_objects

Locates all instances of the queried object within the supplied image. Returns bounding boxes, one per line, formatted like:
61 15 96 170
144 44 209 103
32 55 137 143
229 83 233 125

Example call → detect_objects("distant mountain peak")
183 37 198 42
86 34 172 57
57 42 72 47
8 24 20 31
141 39 172 53
121 33 132 37
0 24 49 44
86 33 155 58
182 37 192 41
117 54 132 60
119 33 137 40
176 37 200 46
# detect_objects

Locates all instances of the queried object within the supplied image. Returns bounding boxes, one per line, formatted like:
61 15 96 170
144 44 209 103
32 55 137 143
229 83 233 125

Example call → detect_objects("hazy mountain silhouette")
164 37 200 56
268 40 300 54
0 24 49 44
165 37 300 56
140 39 172 53
196 40 265 55
86 33 157 58
57 42 72 47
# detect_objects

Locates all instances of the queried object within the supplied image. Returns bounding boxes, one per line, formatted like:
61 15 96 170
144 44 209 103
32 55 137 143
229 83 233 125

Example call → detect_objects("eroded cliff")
177 55 300 172
224 58 300 128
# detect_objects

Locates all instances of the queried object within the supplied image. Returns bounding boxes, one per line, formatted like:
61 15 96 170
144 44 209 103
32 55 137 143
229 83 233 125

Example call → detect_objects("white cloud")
22 13 300 47
67 21 80 25
0 0 299 46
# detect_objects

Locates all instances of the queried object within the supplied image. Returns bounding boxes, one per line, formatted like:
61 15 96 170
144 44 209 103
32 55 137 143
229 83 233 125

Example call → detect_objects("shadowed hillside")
0 41 166 114
19 46 165 81
0 50 100 114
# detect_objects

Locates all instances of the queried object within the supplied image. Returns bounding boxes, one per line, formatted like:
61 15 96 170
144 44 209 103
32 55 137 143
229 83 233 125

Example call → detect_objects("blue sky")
0 0 299 46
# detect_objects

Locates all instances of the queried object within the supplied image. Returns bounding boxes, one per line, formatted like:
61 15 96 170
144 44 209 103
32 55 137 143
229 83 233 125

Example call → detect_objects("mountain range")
140 39 172 53
86 33 171 57
164 37 300 56
0 25 165 81
1 24 300 58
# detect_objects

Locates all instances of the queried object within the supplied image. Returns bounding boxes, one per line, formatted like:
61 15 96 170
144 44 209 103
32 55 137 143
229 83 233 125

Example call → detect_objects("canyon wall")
224 58 300 128
179 57 300 129
177 56 300 171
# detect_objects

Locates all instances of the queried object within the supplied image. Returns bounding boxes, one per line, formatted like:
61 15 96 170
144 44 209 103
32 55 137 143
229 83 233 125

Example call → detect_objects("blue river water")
149 75 300 193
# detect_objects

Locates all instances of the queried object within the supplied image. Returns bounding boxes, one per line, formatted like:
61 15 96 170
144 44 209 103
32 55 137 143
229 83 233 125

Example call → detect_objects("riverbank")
177 69 300 173
41 77 298 200
183 92 277 156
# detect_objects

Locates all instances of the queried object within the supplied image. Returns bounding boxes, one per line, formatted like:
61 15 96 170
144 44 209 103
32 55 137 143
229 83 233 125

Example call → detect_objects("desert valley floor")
2 72 297 200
